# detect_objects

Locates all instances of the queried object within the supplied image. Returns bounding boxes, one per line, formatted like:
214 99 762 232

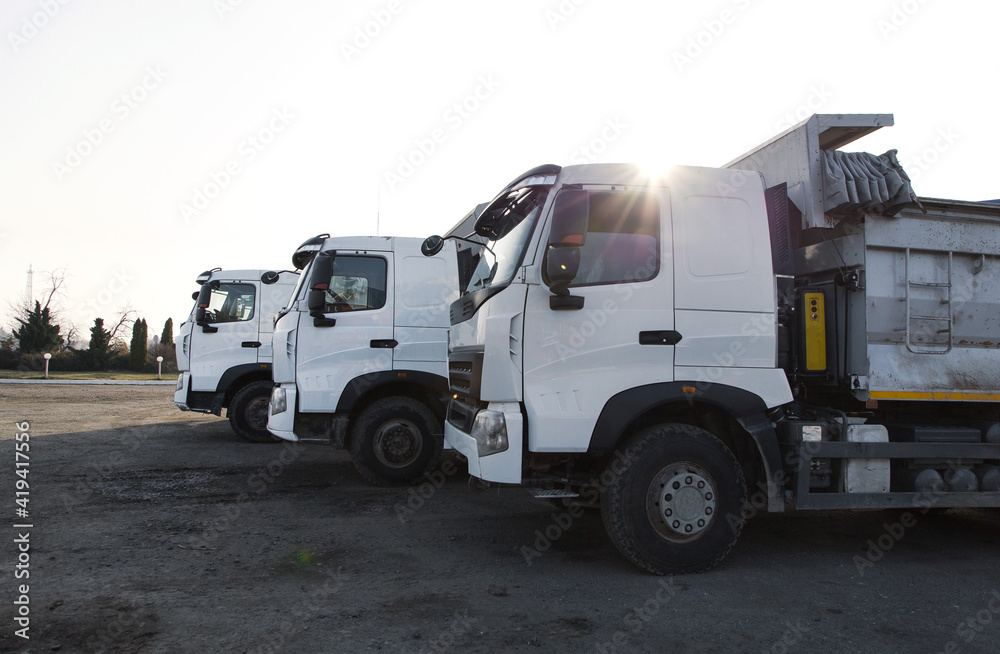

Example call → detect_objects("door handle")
639 331 682 345
370 339 398 349
242 341 262 348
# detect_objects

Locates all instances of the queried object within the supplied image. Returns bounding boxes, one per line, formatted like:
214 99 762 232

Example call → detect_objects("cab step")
528 488 580 499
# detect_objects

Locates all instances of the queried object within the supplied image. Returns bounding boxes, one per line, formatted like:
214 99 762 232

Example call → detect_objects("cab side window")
205 283 255 322
320 256 388 313
572 191 660 287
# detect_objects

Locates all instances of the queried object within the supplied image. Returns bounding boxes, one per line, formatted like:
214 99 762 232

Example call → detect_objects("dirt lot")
1 384 999 654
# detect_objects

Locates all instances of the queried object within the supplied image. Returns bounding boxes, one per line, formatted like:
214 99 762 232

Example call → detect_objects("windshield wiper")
470 262 499 291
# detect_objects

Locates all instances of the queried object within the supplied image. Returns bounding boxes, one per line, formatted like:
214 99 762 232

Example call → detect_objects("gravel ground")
1 384 999 653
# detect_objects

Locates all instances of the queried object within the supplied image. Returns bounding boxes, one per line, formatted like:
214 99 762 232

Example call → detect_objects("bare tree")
7 267 76 350
107 304 138 347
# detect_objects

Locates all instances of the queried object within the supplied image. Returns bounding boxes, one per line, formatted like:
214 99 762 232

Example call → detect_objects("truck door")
521 186 674 452
670 183 780 382
190 280 261 392
295 252 395 412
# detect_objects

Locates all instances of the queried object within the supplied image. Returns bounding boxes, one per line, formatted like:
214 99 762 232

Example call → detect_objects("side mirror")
421 235 444 257
307 289 326 316
548 189 589 245
307 253 337 326
195 285 211 325
191 291 199 301
260 271 280 285
194 284 219 332
543 190 588 310
545 246 581 291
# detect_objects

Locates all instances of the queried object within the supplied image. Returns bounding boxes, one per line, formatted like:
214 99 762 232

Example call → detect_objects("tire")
349 397 443 486
228 381 279 443
601 423 747 574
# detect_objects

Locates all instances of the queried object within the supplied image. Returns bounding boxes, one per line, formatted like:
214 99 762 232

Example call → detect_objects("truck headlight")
269 387 287 415
471 410 508 456
175 374 184 391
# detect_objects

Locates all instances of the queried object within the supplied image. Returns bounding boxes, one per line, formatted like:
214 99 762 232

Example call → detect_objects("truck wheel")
228 381 279 443
601 423 746 574
350 397 442 486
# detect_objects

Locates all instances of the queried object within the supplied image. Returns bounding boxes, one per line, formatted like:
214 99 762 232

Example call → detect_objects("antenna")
376 183 381 236
25 264 33 309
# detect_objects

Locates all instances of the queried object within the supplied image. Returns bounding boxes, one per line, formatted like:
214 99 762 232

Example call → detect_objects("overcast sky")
2 0 998 345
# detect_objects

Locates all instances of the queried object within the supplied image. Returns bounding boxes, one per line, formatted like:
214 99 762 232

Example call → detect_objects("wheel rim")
646 462 718 543
372 418 423 468
245 396 270 432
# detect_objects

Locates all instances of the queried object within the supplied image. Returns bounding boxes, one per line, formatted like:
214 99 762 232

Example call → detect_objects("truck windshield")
465 186 549 294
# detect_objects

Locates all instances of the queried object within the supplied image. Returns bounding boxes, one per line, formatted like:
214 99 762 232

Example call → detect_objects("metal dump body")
863 199 1000 400
794 199 1000 401
728 114 1000 403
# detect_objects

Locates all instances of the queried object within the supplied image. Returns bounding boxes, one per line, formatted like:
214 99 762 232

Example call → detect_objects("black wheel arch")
588 382 785 512
335 370 449 447
216 363 273 407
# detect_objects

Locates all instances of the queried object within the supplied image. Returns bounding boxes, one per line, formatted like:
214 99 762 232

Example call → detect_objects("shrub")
0 349 18 370
51 350 88 372
17 353 44 372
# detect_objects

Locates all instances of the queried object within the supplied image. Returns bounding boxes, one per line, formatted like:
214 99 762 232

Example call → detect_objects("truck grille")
448 350 486 432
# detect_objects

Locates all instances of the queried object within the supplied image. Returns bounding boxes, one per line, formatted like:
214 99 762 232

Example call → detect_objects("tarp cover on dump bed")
821 149 920 216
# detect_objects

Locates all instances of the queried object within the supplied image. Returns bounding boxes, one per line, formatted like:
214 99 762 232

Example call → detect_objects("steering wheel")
327 291 352 312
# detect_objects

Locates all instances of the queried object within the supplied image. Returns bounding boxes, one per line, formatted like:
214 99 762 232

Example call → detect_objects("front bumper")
173 373 190 410
444 402 523 484
267 384 299 442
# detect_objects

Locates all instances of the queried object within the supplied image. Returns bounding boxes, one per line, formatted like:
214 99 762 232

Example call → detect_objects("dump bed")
801 198 1000 402
727 114 1000 403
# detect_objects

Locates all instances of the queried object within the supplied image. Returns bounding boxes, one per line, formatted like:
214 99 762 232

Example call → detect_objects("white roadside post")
43 352 52 379
157 356 164 380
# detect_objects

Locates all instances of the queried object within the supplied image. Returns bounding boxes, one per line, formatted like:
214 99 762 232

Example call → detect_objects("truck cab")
174 268 298 442
433 116 1000 574
267 234 469 485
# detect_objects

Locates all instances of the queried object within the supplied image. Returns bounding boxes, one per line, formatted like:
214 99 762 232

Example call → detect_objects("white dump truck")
174 268 298 442
267 232 478 484
425 114 1000 573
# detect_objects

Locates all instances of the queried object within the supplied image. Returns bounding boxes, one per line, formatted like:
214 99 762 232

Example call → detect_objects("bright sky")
2 0 998 345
